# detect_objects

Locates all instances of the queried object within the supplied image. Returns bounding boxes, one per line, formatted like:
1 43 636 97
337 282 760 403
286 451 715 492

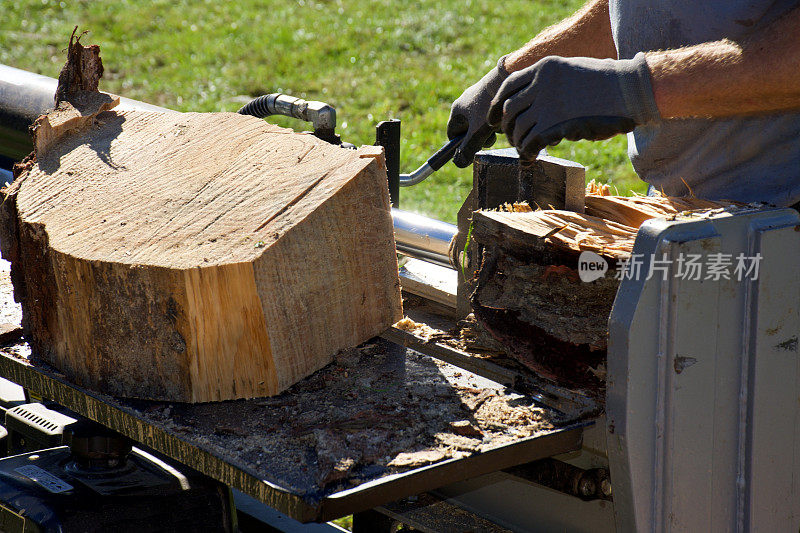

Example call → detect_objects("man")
447 0 800 206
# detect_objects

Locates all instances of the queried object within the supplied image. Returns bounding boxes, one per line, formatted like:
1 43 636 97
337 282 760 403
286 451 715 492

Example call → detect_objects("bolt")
578 477 596 497
601 478 612 497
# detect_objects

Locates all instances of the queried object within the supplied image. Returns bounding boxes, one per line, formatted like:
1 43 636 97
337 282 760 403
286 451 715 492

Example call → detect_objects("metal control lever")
238 94 462 185
398 134 464 186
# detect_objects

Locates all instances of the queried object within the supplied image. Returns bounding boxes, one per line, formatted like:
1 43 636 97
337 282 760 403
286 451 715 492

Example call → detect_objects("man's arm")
447 0 615 167
648 6 800 118
487 6 800 161
505 0 617 72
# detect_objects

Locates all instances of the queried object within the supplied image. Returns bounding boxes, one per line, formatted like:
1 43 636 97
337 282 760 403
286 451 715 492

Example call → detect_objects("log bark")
0 35 402 402
470 212 614 391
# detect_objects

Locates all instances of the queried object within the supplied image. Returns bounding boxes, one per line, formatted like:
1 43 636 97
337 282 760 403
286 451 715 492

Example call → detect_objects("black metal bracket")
375 119 400 207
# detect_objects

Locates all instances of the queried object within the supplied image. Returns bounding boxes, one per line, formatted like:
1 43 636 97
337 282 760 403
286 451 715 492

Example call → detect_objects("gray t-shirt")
609 1 800 206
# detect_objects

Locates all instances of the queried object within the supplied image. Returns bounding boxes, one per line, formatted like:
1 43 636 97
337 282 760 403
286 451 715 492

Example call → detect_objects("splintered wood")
479 194 735 261
471 192 738 391
0 33 402 402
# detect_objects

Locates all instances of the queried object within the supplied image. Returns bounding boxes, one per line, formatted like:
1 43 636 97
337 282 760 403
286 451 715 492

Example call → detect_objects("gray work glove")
447 56 510 168
487 52 660 161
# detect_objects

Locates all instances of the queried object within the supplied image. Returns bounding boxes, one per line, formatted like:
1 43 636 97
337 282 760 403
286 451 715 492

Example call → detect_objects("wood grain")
1 105 402 402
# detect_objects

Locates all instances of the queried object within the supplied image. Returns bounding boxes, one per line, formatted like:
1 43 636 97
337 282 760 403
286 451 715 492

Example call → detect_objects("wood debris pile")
470 191 743 393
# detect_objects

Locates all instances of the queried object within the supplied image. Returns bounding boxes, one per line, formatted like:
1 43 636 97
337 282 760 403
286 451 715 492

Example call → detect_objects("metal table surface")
0 262 587 522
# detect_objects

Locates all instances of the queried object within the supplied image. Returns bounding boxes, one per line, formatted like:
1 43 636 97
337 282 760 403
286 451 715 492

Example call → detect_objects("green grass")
1 0 645 222
332 515 352 530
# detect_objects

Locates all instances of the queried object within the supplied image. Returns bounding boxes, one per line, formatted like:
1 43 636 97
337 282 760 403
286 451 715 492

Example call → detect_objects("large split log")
470 194 736 391
0 33 402 402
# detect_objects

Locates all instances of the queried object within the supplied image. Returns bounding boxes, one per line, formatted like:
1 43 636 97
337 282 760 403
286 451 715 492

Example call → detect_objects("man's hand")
446 0 616 167
487 53 660 160
447 57 509 168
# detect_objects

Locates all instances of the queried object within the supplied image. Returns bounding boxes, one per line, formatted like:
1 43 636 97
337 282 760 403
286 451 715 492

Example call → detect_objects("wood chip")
449 420 484 438
388 450 447 468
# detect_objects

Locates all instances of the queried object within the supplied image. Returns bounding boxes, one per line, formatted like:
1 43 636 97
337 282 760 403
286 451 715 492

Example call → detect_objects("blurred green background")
1 0 645 222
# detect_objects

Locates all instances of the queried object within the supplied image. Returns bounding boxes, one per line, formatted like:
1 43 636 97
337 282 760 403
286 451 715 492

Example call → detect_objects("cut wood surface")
0 34 402 402
470 194 739 391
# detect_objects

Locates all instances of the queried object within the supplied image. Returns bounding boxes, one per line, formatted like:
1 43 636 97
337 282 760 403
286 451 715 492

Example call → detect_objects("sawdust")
396 314 510 356
449 420 484 438
391 313 545 386
0 258 572 501
388 450 447 468
0 324 567 497
124 339 562 497
394 316 449 343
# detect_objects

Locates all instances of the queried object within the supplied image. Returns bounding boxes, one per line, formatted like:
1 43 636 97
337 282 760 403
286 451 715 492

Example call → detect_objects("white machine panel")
608 207 800 532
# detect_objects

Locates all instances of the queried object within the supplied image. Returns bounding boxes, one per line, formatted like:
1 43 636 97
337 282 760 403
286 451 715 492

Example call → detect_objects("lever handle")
399 134 465 187
428 135 463 171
